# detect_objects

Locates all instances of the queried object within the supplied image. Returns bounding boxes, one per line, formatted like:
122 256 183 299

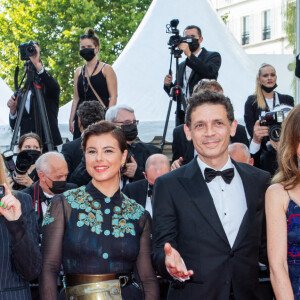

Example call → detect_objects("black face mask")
79 48 95 61
121 124 138 141
261 83 277 93
189 38 200 53
47 179 67 195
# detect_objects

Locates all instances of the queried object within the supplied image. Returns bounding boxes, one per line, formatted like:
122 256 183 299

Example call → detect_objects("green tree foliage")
0 0 152 105
284 0 296 52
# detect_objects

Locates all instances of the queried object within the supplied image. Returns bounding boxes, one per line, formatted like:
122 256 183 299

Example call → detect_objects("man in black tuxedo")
7 44 62 147
164 25 221 125
152 90 270 300
123 153 170 216
61 100 105 180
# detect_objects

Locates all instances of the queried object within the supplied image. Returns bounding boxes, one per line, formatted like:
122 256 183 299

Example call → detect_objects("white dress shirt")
197 156 247 247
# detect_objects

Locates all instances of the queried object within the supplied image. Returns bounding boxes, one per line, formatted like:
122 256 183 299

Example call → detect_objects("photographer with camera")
7 42 62 149
250 105 293 175
11 133 42 190
164 24 221 125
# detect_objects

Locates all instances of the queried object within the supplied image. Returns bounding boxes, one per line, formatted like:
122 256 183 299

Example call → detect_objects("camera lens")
269 125 281 142
27 45 35 54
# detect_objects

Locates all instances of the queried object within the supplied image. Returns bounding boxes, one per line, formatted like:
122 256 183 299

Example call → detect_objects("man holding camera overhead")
7 43 62 149
163 25 221 125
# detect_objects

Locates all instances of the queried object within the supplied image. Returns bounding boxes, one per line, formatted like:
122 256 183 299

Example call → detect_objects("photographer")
7 43 62 148
250 105 293 175
164 25 221 125
11 133 42 190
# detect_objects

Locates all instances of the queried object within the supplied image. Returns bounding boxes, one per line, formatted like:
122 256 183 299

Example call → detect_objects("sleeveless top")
286 197 300 299
77 65 110 107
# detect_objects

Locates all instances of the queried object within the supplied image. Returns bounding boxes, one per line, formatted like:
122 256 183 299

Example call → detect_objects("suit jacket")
9 70 63 146
164 48 221 97
244 92 294 138
61 137 83 179
0 192 41 299
152 158 270 300
172 124 249 163
123 179 148 208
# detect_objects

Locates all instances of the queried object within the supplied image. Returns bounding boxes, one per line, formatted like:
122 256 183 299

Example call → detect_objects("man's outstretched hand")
164 242 194 280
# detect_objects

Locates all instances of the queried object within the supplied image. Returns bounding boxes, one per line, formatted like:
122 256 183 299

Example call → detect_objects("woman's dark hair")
272 104 300 189
18 133 42 150
82 121 127 153
80 28 100 48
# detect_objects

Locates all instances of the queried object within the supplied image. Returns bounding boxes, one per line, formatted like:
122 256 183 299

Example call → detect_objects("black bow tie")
204 167 234 184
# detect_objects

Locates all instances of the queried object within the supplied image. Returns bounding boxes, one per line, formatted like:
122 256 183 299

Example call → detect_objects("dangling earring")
297 157 300 171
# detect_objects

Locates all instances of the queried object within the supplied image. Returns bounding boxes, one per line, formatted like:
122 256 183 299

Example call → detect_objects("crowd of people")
1 24 299 300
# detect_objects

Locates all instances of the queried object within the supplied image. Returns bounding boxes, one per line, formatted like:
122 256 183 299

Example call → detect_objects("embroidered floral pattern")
42 202 54 226
64 186 103 235
112 193 144 238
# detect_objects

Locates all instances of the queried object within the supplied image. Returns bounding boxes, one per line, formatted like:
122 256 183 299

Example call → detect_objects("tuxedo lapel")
178 158 230 245
231 161 259 250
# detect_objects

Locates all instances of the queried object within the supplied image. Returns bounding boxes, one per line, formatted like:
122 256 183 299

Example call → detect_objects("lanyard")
263 92 276 112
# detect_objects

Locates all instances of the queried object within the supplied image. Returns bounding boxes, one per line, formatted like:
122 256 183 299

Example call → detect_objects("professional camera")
14 150 41 175
166 19 194 48
260 105 292 142
19 41 37 61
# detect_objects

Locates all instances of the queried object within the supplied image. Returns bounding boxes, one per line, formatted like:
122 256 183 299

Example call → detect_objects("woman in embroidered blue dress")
40 121 159 299
266 104 300 300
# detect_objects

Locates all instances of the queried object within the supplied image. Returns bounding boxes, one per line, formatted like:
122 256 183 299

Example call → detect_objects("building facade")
210 0 293 54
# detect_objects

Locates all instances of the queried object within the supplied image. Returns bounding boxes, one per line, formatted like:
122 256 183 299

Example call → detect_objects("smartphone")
0 185 4 200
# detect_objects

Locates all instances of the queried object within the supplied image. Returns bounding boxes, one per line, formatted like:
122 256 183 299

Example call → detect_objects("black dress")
40 182 158 300
73 67 110 139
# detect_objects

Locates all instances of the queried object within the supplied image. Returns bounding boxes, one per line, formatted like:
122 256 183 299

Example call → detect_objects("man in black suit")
7 44 62 148
61 100 105 180
152 90 270 300
164 25 221 125
123 153 170 216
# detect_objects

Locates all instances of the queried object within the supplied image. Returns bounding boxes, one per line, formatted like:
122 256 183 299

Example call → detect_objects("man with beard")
163 25 221 125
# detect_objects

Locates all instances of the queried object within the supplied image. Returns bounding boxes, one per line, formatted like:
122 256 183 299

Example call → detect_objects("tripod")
160 48 186 151
10 61 54 151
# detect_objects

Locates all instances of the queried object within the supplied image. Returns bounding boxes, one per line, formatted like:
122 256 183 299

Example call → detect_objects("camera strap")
33 181 40 215
82 63 107 109
263 92 276 112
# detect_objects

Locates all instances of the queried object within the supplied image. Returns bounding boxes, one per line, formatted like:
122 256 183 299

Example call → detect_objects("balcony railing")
241 33 249 45
262 26 271 40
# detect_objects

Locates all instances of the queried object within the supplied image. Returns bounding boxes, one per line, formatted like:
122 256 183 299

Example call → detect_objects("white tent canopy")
59 0 258 141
